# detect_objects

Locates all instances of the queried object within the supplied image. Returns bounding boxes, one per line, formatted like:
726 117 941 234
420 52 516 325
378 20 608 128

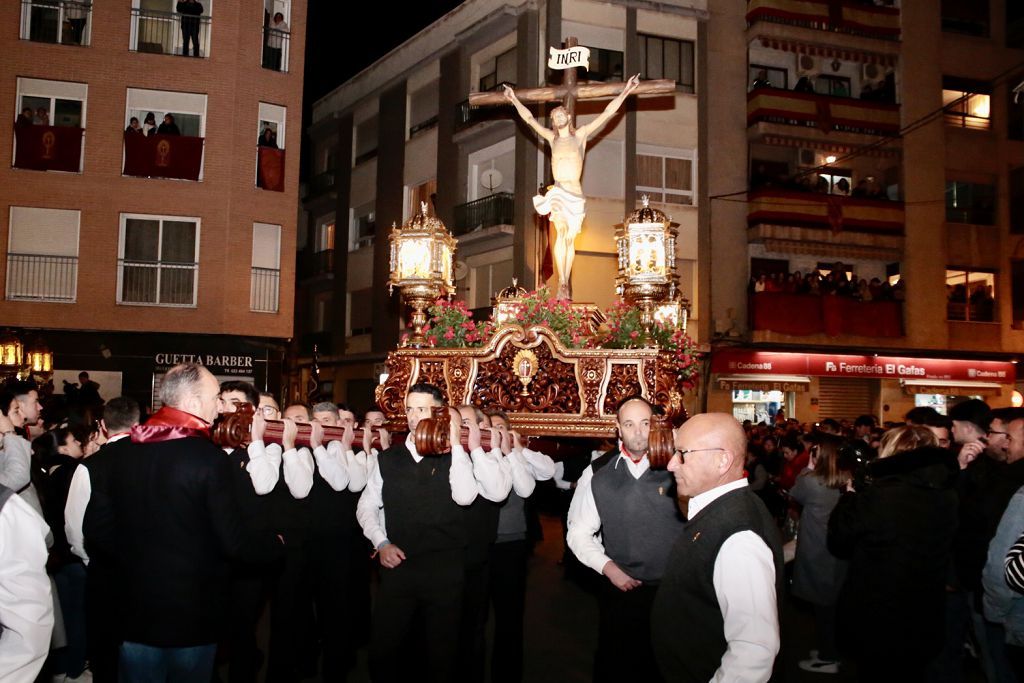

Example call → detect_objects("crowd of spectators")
948 281 997 323
749 266 905 302
750 163 894 200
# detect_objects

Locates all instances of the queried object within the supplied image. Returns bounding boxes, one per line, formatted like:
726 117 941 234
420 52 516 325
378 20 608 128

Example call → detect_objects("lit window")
942 78 991 130
946 268 996 322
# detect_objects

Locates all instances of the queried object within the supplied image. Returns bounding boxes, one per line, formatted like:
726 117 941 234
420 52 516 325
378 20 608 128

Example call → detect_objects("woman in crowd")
828 426 959 680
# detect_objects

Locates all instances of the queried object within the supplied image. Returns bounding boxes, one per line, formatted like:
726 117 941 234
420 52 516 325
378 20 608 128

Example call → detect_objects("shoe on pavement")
798 657 839 674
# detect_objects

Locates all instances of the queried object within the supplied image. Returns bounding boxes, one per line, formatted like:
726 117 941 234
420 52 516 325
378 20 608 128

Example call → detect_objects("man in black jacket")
87 363 283 682
176 0 203 57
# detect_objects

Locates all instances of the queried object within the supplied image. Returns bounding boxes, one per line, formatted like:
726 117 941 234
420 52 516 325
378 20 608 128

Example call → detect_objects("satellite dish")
454 260 469 281
480 168 503 193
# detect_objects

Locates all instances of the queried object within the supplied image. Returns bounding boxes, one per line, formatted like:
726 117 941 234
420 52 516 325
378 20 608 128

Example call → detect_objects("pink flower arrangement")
420 298 493 348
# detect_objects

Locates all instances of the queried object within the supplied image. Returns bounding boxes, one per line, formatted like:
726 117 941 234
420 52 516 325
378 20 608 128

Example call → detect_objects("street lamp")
615 195 679 330
388 201 457 347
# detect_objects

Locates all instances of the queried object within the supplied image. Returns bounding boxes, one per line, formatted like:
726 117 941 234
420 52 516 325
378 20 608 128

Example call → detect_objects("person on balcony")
66 1 89 45
176 0 203 58
794 76 815 94
125 117 143 135
751 69 772 90
258 127 278 148
142 112 157 137
33 107 50 126
16 108 34 127
265 12 289 71
157 114 180 136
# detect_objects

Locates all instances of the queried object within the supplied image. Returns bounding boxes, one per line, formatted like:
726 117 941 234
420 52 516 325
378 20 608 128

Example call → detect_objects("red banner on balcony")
751 292 903 337
14 125 83 172
748 189 904 235
123 132 204 181
257 147 285 192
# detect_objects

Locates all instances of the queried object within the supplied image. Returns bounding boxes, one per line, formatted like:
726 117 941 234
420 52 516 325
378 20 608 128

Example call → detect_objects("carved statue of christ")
502 74 640 300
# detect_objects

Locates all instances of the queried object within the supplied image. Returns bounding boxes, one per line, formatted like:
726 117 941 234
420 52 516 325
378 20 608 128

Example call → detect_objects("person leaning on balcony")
142 112 157 136
177 0 204 58
16 108 34 127
266 12 288 70
65 1 89 45
157 114 181 136
125 117 143 135
258 127 278 148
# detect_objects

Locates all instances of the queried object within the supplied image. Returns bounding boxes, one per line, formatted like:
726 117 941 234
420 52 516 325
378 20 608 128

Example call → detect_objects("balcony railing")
130 8 210 57
308 169 336 197
453 193 515 236
20 0 91 45
117 259 197 307
456 99 513 131
6 253 77 302
262 27 290 72
751 292 903 337
748 188 904 236
746 0 900 40
409 115 438 137
302 249 335 277
250 267 280 313
747 87 900 136
257 147 285 191
123 132 204 181
14 124 83 172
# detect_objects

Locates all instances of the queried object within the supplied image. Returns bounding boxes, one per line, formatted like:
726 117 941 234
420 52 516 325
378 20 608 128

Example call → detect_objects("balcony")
306 169 336 198
747 87 900 137
14 124 83 172
746 0 900 41
751 292 903 337
453 193 515 236
117 259 197 307
455 99 512 132
261 27 290 72
123 132 204 181
5 253 77 302
301 249 335 278
130 8 210 57
257 147 285 191
20 0 91 45
250 267 280 313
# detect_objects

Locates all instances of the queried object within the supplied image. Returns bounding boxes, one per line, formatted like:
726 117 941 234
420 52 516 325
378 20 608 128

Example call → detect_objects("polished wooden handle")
412 406 495 456
647 414 675 470
212 403 385 451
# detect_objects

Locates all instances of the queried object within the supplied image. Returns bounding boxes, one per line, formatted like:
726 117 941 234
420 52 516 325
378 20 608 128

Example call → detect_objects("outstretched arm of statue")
578 73 640 138
503 84 554 142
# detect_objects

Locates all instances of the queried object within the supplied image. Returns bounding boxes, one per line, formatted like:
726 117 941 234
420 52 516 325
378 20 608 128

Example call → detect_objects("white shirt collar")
687 478 749 519
107 433 130 443
404 434 422 462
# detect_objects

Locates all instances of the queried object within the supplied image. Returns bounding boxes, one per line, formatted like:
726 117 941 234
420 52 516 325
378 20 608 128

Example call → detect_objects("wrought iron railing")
455 98 513 130
262 27 290 72
21 0 91 45
302 249 334 277
308 169 336 196
117 259 197 306
5 253 77 302
250 267 280 313
130 8 211 57
453 193 515 236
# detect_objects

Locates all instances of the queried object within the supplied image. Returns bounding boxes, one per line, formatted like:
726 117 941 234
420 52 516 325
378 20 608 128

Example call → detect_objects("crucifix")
469 37 676 300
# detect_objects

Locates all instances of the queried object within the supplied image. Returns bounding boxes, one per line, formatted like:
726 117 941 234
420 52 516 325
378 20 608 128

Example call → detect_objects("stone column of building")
330 114 354 356
436 49 463 229
624 8 639 212
372 84 407 352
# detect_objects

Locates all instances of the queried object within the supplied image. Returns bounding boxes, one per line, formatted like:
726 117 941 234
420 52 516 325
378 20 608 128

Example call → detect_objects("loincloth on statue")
533 185 586 240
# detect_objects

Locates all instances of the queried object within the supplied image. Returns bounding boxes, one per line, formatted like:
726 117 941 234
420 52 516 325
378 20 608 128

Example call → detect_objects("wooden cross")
468 37 677 120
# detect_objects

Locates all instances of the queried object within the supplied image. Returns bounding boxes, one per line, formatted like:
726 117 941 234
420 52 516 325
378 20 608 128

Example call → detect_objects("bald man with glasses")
651 413 784 683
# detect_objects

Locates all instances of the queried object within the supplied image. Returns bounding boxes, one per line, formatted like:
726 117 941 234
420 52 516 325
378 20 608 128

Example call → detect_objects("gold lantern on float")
388 202 457 347
25 338 53 378
0 330 24 376
615 195 679 330
491 278 529 326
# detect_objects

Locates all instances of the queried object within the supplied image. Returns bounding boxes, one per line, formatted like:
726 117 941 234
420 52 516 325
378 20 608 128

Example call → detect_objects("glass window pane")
665 157 692 192
160 266 194 305
20 96 50 122
121 265 157 303
663 40 680 83
679 41 695 90
646 38 663 80
161 220 197 262
496 48 517 86
124 219 159 261
54 99 82 128
637 154 662 188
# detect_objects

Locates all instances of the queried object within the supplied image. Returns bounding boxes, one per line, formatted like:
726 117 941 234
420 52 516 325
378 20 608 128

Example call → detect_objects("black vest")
379 443 467 558
651 486 784 682
464 496 501 564
306 460 358 535
590 450 685 583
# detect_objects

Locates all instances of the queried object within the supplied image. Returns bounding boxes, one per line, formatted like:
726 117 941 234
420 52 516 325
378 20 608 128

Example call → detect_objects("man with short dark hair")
219 380 260 413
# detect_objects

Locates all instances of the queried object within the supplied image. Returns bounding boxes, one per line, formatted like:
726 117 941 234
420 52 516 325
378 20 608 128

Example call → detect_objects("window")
409 80 439 136
814 75 852 98
6 207 79 302
256 102 286 191
117 214 199 307
1013 260 1024 323
348 288 373 335
130 0 213 58
749 64 787 90
480 47 516 92
1010 3 1024 49
21 0 91 46
314 216 335 252
583 47 624 83
817 169 853 196
1012 167 1024 234
125 88 205 137
636 147 695 205
946 180 995 224
350 204 375 251
262 0 290 72
14 78 87 173
947 269 996 322
311 291 331 332
251 223 280 313
942 78 991 130
639 34 694 93
408 180 436 218
354 115 378 164
124 88 206 180
941 0 989 36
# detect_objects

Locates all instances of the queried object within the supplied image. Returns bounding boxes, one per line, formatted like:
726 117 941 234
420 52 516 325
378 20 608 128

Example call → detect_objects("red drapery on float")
257 147 285 191
123 132 204 181
752 292 903 338
14 125 83 172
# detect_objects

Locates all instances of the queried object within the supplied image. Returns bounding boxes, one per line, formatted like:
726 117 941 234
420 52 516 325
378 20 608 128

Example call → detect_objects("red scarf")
131 406 211 443
620 443 647 464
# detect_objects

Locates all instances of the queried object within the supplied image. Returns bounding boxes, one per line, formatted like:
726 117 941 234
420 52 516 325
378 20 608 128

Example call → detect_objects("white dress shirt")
245 440 282 494
356 436 478 549
566 451 651 576
64 433 130 565
501 449 536 498
0 492 54 683
688 478 780 683
468 445 512 502
521 447 556 481
281 446 315 499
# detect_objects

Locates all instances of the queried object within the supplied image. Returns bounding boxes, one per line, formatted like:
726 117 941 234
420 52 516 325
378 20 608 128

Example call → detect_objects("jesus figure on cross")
502 74 640 300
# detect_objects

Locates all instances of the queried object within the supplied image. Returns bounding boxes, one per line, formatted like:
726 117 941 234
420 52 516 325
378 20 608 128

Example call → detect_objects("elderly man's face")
191 371 222 424
616 400 652 456
313 410 340 427
667 417 737 499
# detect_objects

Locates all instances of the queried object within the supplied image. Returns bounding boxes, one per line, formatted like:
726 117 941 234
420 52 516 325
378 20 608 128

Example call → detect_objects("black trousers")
458 556 490 683
267 540 312 683
85 562 119 683
180 23 200 56
488 540 529 683
369 549 464 683
594 582 663 683
307 528 356 681
224 568 269 683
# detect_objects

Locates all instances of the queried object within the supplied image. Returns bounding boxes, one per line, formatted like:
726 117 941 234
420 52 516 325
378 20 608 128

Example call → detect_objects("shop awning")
900 379 1003 397
716 374 810 393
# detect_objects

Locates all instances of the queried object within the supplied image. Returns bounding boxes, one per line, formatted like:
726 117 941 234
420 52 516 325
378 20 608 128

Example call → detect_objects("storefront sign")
717 378 809 393
154 353 255 376
712 349 1015 384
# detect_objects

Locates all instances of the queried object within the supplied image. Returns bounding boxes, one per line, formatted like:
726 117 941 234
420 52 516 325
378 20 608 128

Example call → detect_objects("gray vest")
590 456 685 583
496 492 527 543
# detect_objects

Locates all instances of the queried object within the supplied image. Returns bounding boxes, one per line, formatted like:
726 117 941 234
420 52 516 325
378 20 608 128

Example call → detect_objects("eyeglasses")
988 429 1012 442
672 447 726 462
258 405 278 416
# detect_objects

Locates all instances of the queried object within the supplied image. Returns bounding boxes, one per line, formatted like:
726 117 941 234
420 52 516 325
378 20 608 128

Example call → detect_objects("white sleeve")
521 447 556 481
553 461 571 491
506 450 536 498
0 434 32 493
63 466 91 565
449 445 480 506
356 457 388 548
313 442 350 492
467 446 512 502
0 495 54 683
711 531 780 683
346 445 370 493
282 447 314 499
566 466 611 575
245 441 282 495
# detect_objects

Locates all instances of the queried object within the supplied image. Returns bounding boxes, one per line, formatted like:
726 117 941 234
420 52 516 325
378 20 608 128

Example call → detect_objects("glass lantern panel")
627 228 667 282
398 237 433 279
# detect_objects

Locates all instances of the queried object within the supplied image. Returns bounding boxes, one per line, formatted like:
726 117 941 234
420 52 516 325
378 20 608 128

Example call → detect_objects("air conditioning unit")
798 148 817 167
861 62 884 83
796 54 818 77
